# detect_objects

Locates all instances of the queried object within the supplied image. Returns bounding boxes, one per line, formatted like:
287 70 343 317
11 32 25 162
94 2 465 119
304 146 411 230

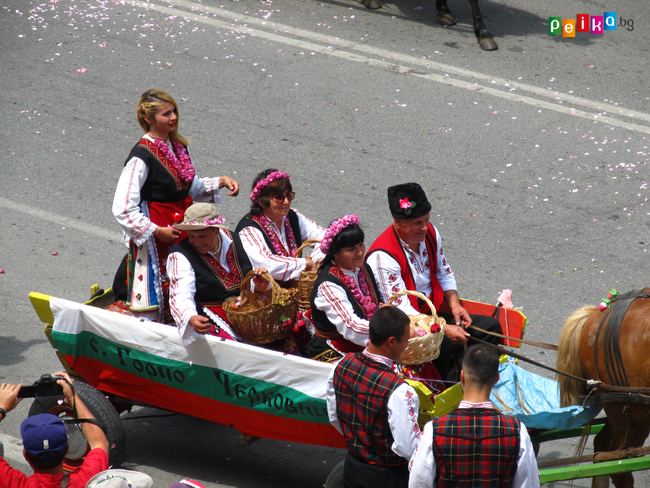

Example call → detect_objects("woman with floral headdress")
235 169 325 284
112 89 239 322
310 217 445 393
307 215 383 362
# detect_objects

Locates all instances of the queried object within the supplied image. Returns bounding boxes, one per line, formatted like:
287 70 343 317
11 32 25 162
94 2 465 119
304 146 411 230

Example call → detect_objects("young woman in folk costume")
167 203 270 345
310 216 445 391
307 216 383 362
112 89 239 321
236 169 325 285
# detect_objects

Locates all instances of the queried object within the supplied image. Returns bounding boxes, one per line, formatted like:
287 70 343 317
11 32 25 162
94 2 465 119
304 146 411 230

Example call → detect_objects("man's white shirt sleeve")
326 366 342 434
512 423 540 488
431 225 456 292
408 421 436 488
387 383 422 459
167 252 200 345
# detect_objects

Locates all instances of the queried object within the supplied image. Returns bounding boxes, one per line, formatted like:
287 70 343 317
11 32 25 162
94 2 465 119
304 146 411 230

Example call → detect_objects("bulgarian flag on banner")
48 298 346 449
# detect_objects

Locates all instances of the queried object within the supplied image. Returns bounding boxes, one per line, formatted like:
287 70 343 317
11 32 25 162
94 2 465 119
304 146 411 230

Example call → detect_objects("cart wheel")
28 381 126 469
324 460 345 488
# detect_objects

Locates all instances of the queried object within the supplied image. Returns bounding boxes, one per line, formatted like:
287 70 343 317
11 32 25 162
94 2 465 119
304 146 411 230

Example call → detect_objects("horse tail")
557 305 598 407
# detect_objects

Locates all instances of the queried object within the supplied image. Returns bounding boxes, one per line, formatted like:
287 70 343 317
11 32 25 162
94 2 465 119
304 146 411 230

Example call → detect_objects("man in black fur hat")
366 183 502 379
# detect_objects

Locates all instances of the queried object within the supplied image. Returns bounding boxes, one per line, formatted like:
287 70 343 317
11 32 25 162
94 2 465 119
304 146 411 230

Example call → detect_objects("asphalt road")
1 0 649 485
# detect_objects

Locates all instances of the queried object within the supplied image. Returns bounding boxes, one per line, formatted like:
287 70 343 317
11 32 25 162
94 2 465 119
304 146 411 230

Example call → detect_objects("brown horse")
361 0 498 51
557 290 650 488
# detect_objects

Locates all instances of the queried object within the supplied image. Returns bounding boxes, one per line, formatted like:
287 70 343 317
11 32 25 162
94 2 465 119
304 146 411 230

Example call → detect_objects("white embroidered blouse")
112 134 225 247
238 209 325 281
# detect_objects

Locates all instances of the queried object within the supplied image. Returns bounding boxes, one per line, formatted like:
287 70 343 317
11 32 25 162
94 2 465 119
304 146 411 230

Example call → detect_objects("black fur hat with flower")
387 183 432 219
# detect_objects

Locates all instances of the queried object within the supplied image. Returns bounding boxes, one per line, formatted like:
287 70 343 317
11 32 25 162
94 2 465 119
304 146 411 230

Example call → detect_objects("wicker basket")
223 271 299 345
294 238 321 309
388 291 446 365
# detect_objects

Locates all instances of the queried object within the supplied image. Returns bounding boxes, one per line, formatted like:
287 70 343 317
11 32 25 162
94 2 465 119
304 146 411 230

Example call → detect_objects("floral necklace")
330 265 377 319
255 214 298 257
152 137 195 184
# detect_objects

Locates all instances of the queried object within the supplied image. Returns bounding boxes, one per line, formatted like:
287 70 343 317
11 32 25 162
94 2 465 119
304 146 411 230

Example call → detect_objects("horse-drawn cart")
28 287 650 485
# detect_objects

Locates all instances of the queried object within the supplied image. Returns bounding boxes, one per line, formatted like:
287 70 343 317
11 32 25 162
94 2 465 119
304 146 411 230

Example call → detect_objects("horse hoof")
437 13 457 26
362 0 382 9
479 37 498 51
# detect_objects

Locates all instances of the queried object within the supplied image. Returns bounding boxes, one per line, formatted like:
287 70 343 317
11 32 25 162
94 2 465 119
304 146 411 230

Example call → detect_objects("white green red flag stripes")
49 298 346 448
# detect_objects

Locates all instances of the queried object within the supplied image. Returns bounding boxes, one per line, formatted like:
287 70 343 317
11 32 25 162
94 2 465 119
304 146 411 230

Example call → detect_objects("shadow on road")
0 336 49 368
315 0 601 50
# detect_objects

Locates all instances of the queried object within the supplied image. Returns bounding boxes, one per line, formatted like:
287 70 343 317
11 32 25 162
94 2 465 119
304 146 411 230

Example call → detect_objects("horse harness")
593 290 650 389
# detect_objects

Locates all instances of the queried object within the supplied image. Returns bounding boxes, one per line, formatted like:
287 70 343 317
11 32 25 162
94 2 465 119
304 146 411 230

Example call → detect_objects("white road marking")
6 4 646 240
129 0 650 134
0 197 121 241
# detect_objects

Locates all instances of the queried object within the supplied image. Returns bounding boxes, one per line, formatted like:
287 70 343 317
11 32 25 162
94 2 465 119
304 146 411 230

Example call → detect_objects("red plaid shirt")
333 352 406 465
431 408 520 487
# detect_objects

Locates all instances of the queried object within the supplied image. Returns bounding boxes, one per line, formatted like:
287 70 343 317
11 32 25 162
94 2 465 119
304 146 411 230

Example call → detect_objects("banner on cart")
49 298 345 447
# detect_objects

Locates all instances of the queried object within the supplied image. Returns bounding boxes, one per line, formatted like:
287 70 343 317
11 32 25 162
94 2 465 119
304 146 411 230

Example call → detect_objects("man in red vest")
408 344 539 488
327 306 422 488
366 182 502 379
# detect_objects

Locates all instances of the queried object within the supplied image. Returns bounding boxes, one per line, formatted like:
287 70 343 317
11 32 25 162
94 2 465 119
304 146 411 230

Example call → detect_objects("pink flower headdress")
249 171 291 202
321 215 360 254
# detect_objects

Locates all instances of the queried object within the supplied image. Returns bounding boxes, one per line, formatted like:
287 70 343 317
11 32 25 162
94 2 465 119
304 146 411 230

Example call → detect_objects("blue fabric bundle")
490 361 602 431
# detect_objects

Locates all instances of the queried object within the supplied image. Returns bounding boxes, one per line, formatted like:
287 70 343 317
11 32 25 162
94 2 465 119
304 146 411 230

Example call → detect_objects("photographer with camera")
0 372 109 487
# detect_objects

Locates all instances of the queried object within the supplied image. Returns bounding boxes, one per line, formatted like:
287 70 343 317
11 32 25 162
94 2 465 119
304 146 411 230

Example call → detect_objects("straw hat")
174 203 229 230
86 469 154 488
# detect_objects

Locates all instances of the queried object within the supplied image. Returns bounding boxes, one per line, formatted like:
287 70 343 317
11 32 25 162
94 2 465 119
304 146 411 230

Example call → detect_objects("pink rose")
399 198 413 209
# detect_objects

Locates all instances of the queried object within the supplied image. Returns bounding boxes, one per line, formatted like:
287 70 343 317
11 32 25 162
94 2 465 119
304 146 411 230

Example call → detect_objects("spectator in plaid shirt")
327 306 421 488
408 345 539 488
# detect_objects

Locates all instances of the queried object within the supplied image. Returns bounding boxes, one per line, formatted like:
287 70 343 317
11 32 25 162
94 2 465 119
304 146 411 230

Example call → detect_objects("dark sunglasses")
271 192 296 203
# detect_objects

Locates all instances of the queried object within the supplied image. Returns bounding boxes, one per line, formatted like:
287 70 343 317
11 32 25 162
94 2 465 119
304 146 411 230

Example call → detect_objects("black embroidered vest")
171 232 252 306
310 263 380 336
124 138 192 203
235 210 303 254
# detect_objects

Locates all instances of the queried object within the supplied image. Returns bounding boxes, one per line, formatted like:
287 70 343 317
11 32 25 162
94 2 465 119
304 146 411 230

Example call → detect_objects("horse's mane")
557 305 599 407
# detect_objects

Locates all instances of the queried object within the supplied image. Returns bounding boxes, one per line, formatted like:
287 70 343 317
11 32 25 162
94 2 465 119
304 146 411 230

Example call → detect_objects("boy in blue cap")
0 373 109 487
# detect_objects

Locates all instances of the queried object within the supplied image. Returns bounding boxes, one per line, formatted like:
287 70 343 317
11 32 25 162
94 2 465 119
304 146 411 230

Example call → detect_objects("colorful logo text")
549 13 634 36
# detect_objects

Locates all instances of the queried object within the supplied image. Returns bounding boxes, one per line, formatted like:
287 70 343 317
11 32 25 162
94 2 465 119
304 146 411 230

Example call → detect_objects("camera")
17 374 64 398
